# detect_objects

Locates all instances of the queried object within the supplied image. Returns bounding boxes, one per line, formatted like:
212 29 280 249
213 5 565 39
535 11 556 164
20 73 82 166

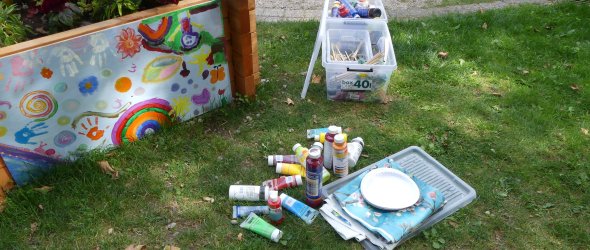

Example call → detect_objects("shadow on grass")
1 2 589 249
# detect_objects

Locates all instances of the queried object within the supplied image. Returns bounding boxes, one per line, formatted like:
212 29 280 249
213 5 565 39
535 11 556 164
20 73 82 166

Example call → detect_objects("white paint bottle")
323 125 340 169
229 185 270 201
347 137 364 168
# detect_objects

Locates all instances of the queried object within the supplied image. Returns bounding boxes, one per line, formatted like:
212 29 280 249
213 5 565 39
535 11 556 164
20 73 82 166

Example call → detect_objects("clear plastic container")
322 20 397 102
326 29 373 64
326 0 388 22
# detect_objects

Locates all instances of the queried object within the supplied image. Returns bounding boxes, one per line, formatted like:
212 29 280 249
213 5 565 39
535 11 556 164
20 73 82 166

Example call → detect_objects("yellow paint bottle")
276 163 306 177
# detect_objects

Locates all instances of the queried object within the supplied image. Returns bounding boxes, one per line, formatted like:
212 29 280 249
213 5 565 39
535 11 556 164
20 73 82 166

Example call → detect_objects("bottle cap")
328 125 339 134
352 137 364 146
312 142 323 150
275 163 284 174
279 193 288 201
292 143 302 152
270 229 283 242
267 156 274 166
308 148 321 159
368 8 382 18
269 190 279 202
295 175 303 185
263 186 270 201
334 134 345 144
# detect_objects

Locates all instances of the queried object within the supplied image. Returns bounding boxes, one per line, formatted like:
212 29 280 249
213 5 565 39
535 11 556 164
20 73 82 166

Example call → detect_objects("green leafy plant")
0 3 30 47
423 228 446 249
78 0 141 21
47 2 84 32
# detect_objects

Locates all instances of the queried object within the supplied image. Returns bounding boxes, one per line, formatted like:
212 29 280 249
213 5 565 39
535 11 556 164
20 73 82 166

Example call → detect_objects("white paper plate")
360 168 420 210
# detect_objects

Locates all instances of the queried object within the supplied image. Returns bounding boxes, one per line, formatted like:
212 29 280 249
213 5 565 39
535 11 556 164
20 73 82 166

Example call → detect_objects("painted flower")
218 88 225 95
116 28 143 59
78 76 99 96
40 67 53 79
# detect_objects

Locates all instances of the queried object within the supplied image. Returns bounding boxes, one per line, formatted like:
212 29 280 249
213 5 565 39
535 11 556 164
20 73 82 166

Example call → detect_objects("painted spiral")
19 90 58 121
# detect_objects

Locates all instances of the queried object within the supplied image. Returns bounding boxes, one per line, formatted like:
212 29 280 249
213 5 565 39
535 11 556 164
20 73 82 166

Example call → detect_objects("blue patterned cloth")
333 158 445 243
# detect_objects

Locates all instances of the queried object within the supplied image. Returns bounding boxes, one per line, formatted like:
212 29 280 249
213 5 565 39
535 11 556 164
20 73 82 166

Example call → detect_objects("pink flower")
116 28 143 59
429 192 437 199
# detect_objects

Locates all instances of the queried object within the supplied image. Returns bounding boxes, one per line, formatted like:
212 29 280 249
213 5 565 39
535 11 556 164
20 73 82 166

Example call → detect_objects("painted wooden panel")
0 0 231 186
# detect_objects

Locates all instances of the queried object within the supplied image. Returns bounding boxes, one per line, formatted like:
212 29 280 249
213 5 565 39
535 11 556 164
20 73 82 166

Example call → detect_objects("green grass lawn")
1 2 589 249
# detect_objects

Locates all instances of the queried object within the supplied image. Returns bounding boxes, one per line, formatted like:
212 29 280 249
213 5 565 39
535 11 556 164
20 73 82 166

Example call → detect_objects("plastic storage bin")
322 20 397 102
325 0 388 22
327 29 373 64
322 146 477 249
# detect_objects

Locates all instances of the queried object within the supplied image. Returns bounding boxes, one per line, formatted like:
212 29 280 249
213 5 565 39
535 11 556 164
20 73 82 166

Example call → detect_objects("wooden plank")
0 0 215 58
228 0 255 11
221 0 230 18
235 72 260 98
229 9 256 35
230 31 258 56
0 156 14 195
232 50 259 77
223 17 231 40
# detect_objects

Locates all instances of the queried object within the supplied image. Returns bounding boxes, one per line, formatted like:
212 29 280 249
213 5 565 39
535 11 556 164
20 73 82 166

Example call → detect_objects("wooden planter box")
0 0 259 195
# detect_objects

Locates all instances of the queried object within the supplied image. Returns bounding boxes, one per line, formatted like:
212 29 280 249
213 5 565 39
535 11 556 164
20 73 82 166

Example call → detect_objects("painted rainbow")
111 98 174 146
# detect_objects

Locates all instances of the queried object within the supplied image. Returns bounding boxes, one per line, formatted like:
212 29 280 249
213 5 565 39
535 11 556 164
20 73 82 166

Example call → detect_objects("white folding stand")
300 0 330 99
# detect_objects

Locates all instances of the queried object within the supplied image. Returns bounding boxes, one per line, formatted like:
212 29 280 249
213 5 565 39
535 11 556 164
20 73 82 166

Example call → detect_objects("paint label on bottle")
306 172 321 199
284 196 296 207
333 148 349 177
341 78 372 91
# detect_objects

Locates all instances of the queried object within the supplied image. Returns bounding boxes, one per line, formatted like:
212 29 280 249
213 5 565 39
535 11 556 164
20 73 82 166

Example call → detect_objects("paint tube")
240 213 283 243
229 185 270 201
279 193 319 224
276 163 331 184
314 133 347 143
262 175 303 190
232 205 270 219
307 126 342 139
267 155 299 166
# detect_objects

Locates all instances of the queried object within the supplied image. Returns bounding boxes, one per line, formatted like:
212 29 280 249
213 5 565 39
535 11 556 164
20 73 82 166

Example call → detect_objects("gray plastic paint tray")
322 146 477 249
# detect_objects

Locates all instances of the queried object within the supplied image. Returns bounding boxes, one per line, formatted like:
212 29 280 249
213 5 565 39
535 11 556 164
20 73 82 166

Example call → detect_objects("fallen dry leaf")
311 74 322 84
285 98 295 106
108 228 114 234
166 222 177 229
582 128 589 136
38 204 44 210
98 160 119 179
482 22 488 30
202 196 214 203
570 84 580 91
237 232 243 241
491 92 503 97
437 51 449 59
344 127 352 133
163 246 180 250
125 245 146 250
29 222 38 241
34 186 53 193
448 220 459 228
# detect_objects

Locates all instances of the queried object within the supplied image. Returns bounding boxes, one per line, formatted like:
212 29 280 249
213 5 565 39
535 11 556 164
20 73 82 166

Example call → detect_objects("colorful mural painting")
0 0 231 186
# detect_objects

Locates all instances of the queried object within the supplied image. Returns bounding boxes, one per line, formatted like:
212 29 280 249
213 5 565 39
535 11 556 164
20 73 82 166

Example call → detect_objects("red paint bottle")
267 191 284 225
305 148 324 208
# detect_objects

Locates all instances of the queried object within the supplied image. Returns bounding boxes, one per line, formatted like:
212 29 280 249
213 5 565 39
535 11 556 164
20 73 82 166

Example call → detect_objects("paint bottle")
276 162 331 183
332 134 349 177
267 190 284 225
356 7 382 18
347 137 364 168
307 126 341 139
305 148 324 208
267 155 299 166
314 133 347 143
323 126 340 169
229 185 270 201
262 175 303 190
280 193 319 224
293 143 309 167
338 4 350 17
232 205 270 219
276 163 306 177
340 0 359 17
240 213 283 243
331 1 341 17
